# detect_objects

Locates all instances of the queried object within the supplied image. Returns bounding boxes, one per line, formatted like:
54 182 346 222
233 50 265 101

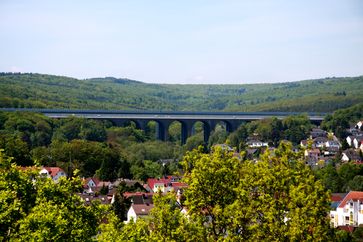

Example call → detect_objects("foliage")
0 150 104 241
1 73 363 112
112 187 131 221
227 115 312 146
322 103 363 138
131 160 163 181
181 143 332 241
315 164 343 193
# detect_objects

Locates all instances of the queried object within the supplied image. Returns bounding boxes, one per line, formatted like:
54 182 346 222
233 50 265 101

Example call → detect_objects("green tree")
282 115 312 144
181 143 332 241
146 192 205 242
315 164 343 192
348 176 363 191
338 163 362 192
0 150 104 241
227 124 247 151
131 160 163 181
112 187 131 221
182 146 242 240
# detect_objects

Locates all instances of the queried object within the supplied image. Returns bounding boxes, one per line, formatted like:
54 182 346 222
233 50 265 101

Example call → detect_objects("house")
304 149 321 158
78 194 110 205
323 146 340 156
304 149 321 167
246 140 268 148
346 135 363 149
123 192 153 205
112 179 146 192
357 121 363 130
126 204 154 223
325 140 341 149
147 176 187 193
341 149 362 163
347 136 355 147
330 191 363 227
313 137 328 148
213 144 234 152
83 177 112 195
300 140 308 147
349 128 363 136
353 136 363 149
310 128 327 139
331 193 347 211
39 167 66 182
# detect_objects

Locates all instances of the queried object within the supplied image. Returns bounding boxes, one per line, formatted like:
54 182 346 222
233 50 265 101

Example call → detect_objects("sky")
0 0 362 84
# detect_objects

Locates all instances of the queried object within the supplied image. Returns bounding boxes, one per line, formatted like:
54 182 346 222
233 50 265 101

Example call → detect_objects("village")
35 119 363 231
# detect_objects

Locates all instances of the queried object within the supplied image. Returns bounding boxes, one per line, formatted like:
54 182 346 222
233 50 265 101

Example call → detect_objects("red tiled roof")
147 178 170 189
338 191 363 208
171 182 188 188
123 192 153 199
337 226 355 233
43 167 65 178
84 177 100 187
331 194 345 202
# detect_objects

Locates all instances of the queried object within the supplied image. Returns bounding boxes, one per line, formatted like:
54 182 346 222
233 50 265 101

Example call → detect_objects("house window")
345 216 350 221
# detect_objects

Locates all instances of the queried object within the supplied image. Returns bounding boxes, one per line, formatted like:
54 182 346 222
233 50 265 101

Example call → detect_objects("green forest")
1 72 362 112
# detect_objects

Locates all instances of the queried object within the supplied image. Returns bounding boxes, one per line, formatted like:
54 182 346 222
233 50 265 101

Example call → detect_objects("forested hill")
0 72 362 112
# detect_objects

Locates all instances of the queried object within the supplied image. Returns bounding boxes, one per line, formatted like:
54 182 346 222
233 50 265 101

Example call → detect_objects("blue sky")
0 0 362 84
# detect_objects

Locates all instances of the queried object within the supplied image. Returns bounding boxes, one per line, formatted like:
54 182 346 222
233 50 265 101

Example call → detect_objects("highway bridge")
1 108 327 144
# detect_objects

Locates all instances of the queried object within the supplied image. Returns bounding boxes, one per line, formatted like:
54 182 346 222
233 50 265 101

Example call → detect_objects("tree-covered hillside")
0 72 362 112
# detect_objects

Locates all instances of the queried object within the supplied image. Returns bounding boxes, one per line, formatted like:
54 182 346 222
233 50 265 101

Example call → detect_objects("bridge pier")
156 120 171 141
180 120 195 145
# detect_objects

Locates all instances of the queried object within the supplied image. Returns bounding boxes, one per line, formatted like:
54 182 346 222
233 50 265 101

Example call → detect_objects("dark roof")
78 194 110 205
342 149 362 161
124 192 153 205
313 137 328 143
331 193 347 202
132 204 154 215
337 226 355 233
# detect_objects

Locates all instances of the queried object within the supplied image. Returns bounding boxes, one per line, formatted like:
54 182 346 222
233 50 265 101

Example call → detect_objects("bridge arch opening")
208 121 229 147
168 121 182 143
144 120 157 140
184 121 206 151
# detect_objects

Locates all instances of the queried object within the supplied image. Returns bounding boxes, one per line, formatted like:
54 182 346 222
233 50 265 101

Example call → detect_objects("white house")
357 121 363 130
325 140 341 149
126 204 154 223
39 167 66 182
246 140 268 148
347 136 354 147
330 191 363 227
313 137 328 148
353 136 363 149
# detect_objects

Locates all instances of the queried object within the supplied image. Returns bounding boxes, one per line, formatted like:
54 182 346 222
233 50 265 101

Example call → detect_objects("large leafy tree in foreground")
0 150 105 241
181 143 331 241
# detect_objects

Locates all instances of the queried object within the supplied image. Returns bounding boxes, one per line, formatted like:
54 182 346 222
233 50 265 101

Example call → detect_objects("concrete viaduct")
1 109 326 144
